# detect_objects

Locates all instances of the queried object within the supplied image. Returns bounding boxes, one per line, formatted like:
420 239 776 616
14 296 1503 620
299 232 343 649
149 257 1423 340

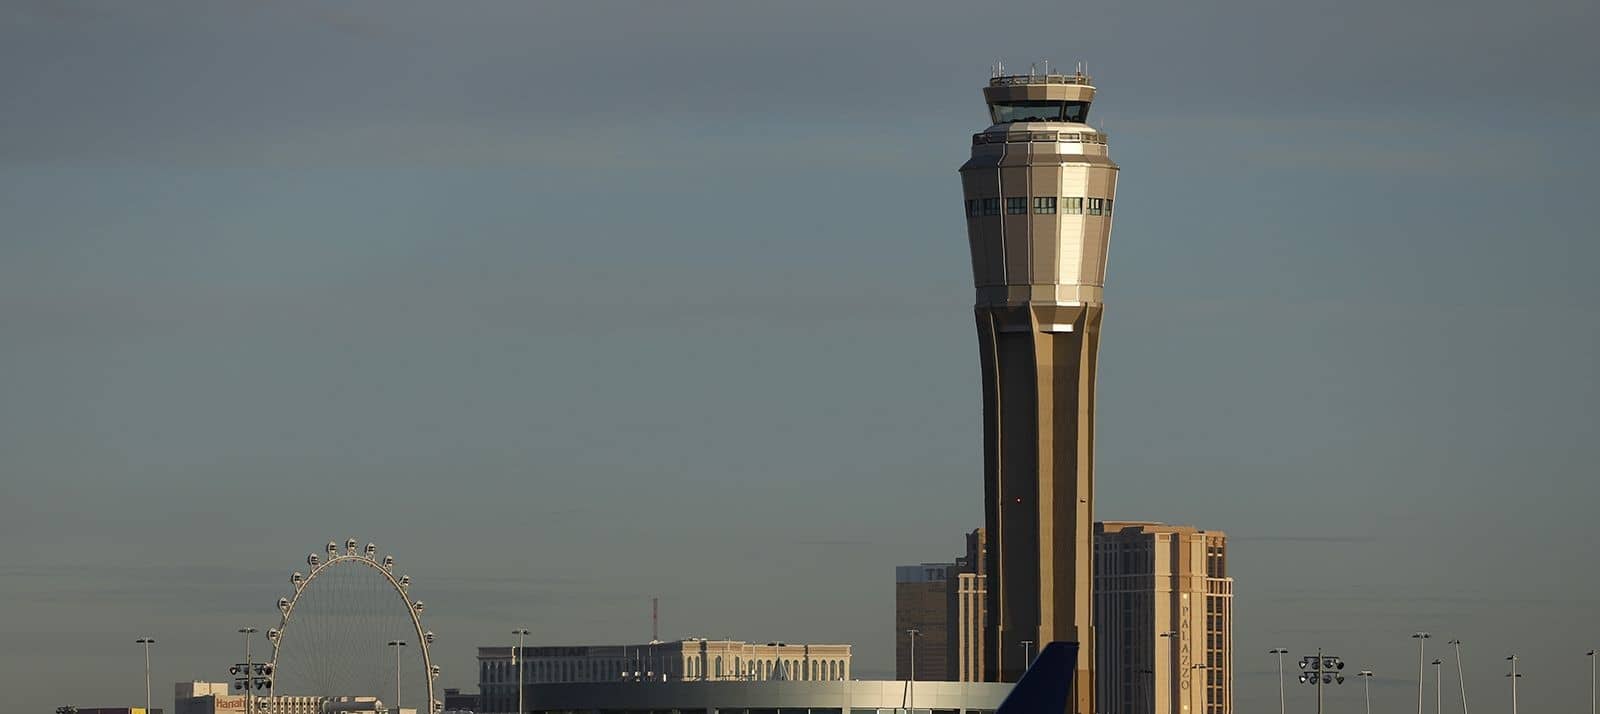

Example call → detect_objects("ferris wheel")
267 539 440 713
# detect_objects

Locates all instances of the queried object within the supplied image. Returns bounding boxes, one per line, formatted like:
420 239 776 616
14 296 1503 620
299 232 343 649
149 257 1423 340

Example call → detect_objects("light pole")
1412 632 1431 714
1587 650 1595 714
1358 670 1375 714
1505 654 1521 714
1270 647 1290 714
232 627 270 714
388 640 407 714
135 637 155 712
1447 639 1469 714
511 628 530 714
1020 640 1034 671
906 628 920 712
1297 650 1346 714
1155 631 1177 711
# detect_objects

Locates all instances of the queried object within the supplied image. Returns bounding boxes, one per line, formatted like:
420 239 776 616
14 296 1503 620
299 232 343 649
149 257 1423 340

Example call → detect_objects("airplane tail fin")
995 641 1078 714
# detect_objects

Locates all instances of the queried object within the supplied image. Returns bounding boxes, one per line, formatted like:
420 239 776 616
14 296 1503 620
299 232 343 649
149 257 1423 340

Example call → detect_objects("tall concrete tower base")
977 303 1099 714
959 70 1118 714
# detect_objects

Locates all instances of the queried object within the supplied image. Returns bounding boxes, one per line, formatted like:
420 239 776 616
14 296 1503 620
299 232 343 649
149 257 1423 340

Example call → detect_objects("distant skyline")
2 1 1598 712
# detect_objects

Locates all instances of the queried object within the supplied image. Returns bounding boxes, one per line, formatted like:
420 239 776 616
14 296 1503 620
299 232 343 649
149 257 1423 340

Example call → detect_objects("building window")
966 200 979 218
1088 198 1105 216
982 198 1001 216
1006 197 1027 214
1034 197 1057 214
1105 198 1114 215
1063 197 1083 214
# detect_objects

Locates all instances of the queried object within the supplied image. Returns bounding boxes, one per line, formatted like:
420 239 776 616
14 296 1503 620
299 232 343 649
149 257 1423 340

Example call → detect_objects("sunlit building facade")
1094 522 1233 714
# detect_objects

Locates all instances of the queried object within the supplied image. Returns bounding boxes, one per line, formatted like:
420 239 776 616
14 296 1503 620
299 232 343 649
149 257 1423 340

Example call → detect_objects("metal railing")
989 73 1093 87
971 130 1109 146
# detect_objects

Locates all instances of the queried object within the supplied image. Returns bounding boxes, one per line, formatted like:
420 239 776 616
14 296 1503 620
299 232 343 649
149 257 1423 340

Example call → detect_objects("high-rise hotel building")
958 68 1118 713
1095 523 1233 714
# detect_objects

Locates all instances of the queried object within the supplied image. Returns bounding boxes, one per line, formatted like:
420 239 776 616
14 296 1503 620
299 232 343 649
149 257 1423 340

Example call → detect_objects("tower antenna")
651 596 659 642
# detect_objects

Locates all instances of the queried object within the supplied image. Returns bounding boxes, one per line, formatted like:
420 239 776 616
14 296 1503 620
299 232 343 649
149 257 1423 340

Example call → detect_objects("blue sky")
1 1 1597 711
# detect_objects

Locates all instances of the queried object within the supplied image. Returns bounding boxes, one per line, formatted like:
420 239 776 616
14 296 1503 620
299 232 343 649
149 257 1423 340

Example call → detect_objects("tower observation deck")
958 69 1118 714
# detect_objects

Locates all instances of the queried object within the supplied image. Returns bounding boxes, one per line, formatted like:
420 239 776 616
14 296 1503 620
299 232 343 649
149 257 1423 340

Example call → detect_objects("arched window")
716 656 724 678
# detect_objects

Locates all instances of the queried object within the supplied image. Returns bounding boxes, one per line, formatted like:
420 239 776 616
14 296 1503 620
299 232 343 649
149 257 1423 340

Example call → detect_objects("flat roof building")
478 639 852 714
498 679 1012 714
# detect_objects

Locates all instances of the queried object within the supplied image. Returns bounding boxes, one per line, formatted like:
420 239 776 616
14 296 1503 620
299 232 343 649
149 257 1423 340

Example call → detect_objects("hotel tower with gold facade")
958 69 1118 714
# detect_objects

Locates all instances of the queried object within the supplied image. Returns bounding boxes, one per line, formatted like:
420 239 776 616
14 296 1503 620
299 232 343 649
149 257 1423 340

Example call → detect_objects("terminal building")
472 639 1017 714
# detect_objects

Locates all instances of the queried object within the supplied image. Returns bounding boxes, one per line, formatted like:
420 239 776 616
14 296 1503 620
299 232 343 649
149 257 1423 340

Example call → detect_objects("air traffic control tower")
958 69 1117 714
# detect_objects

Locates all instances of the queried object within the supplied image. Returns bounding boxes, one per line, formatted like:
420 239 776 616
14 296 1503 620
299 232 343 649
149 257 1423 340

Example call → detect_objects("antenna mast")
651 597 659 642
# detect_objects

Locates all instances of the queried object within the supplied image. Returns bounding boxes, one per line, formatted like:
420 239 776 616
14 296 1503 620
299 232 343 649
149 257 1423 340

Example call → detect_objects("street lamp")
511 628 531 714
1587 650 1595 714
1269 647 1290 714
906 629 921 712
1447 639 1469 714
1412 632 1431 714
135 637 155 712
1297 650 1346 714
388 640 407 714
1357 670 1375 714
1505 654 1521 714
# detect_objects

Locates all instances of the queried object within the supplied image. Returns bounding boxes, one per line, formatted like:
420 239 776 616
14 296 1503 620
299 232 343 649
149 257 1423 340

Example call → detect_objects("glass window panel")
1006 197 1027 214
1064 197 1083 214
982 198 1001 216
989 101 1091 124
1034 197 1057 214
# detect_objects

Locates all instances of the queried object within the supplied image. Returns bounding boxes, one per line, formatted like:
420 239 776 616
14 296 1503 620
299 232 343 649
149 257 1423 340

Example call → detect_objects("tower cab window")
1006 198 1027 215
1088 198 1105 216
981 198 1001 216
1034 197 1057 214
989 101 1090 124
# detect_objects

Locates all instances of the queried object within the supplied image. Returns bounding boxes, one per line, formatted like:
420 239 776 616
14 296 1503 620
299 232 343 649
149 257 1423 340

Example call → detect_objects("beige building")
1094 522 1233 714
958 68 1118 714
173 683 405 714
477 639 851 714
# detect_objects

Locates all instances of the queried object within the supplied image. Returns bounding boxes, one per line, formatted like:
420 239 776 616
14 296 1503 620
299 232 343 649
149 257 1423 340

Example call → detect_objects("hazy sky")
2 1 1597 711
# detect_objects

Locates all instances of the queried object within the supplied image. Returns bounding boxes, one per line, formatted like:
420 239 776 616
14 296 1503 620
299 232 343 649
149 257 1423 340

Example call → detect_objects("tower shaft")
978 304 1099 713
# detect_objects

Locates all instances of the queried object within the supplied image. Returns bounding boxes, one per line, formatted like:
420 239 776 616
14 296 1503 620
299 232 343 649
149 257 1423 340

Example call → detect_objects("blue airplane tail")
995 641 1078 714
